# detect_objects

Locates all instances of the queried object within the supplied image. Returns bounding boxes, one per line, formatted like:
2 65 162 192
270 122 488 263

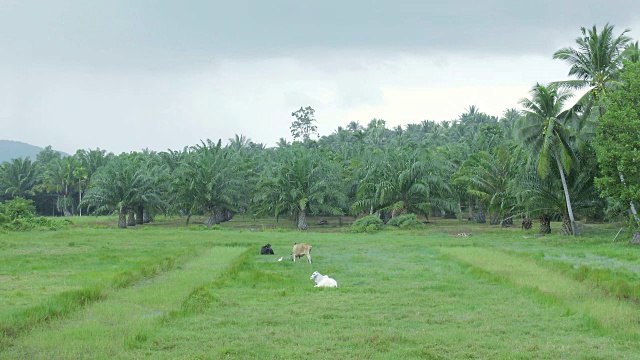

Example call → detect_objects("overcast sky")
2 1 639 154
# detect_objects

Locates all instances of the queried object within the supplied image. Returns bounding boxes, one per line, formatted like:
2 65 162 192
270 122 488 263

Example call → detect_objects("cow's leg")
307 254 312 263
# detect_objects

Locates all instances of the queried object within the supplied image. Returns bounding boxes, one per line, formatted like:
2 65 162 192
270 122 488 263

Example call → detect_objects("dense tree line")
1 24 639 239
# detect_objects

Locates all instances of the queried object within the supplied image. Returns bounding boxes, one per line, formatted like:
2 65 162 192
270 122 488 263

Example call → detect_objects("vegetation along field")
1 216 640 359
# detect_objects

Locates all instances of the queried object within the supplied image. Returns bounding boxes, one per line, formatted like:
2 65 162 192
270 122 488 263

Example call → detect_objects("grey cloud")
2 1 639 70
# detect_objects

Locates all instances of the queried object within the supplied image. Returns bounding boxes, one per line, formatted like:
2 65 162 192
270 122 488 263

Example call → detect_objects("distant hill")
0 140 67 163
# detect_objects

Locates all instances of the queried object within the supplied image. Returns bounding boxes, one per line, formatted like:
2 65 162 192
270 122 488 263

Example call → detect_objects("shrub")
386 214 424 230
3 197 36 220
351 215 384 233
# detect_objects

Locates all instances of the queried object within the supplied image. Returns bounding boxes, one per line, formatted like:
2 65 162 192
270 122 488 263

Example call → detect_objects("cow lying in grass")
310 271 338 287
291 243 312 263
260 243 274 255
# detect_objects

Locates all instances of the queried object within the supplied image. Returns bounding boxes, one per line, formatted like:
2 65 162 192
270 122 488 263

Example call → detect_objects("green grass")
1 217 640 358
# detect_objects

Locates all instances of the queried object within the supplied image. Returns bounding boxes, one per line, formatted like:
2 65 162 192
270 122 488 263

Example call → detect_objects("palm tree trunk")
539 214 551 234
118 212 127 229
556 156 579 235
204 208 215 227
297 210 308 230
501 214 513 227
136 206 144 225
476 202 486 224
127 210 136 226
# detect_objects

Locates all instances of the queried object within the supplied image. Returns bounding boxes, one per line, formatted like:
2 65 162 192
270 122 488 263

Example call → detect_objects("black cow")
261 243 274 255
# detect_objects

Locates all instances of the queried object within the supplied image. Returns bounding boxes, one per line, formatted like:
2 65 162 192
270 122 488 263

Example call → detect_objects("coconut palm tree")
517 83 580 235
553 23 631 103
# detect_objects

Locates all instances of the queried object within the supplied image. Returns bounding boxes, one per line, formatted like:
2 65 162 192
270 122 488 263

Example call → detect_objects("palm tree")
623 41 640 63
255 144 346 230
185 139 245 227
83 155 160 228
0 158 38 200
554 24 635 222
517 83 580 235
38 156 78 216
454 144 519 226
352 148 451 221
553 23 631 103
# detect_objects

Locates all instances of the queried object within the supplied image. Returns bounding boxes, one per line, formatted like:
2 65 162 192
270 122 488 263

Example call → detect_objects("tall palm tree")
518 83 580 235
554 24 635 221
553 23 631 103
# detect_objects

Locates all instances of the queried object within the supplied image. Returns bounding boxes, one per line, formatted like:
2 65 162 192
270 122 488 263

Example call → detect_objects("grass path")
439 246 640 338
3 246 248 359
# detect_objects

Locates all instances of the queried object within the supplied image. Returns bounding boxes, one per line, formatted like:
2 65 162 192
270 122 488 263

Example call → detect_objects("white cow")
310 271 338 288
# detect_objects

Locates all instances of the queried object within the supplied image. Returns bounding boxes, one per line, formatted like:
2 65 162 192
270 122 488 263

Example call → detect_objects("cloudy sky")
2 1 640 154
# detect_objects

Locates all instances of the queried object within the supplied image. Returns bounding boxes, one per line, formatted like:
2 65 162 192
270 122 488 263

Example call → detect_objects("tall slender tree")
518 83 580 235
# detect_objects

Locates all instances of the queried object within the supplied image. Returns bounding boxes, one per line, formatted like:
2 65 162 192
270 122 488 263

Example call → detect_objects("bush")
2 197 36 221
386 214 424 229
351 215 384 233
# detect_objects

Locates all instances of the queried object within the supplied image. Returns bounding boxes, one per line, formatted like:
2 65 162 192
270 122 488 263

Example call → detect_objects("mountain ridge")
0 140 68 163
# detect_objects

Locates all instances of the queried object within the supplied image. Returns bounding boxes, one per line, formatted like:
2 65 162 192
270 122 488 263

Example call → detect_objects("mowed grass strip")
2 246 248 359
439 246 640 337
0 228 229 345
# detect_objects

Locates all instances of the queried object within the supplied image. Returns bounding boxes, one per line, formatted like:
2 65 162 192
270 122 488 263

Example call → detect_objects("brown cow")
290 243 312 263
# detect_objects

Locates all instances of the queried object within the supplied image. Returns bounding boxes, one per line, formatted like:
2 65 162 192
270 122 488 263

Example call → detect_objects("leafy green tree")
594 61 640 238
517 83 580 235
290 106 319 142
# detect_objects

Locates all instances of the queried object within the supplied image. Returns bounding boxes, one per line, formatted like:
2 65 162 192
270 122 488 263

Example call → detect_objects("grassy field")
2 216 640 359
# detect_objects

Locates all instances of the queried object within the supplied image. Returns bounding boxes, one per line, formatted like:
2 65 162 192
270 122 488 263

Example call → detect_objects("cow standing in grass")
291 243 312 263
